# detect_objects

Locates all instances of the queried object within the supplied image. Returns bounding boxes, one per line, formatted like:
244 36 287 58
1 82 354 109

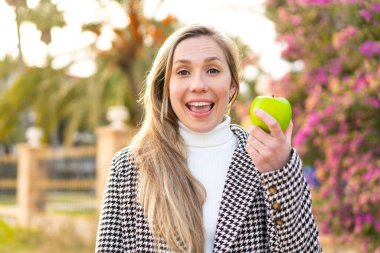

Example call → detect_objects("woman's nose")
189 73 208 92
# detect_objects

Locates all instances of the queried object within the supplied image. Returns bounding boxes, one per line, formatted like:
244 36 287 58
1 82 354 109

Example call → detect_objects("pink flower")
296 0 331 6
321 221 331 234
280 34 304 60
371 4 380 13
359 41 380 58
278 8 289 21
363 214 373 224
329 59 342 76
311 68 328 84
294 131 306 146
363 171 375 182
370 98 380 108
332 26 358 48
324 105 335 116
360 9 372 22
355 73 368 90
354 214 363 233
339 0 362 3
306 112 320 125
291 15 302 25
294 127 312 146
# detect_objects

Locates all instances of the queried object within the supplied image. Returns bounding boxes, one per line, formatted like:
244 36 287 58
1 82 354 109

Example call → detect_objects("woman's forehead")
172 36 227 64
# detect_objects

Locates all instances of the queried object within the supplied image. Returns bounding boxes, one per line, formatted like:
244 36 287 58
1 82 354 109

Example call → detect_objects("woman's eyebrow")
173 56 222 65
204 56 222 63
173 59 191 65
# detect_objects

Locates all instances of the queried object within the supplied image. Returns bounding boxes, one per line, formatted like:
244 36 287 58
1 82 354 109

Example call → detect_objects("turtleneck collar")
178 115 234 148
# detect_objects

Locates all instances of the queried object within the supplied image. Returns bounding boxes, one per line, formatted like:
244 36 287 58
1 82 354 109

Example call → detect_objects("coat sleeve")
259 148 323 253
95 155 125 253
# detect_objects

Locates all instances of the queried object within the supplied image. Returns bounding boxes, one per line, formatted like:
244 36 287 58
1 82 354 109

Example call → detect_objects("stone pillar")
96 106 134 212
16 144 47 227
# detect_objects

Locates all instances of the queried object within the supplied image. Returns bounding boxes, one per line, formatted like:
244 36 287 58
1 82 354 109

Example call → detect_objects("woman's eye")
207 68 220 74
177 70 190 76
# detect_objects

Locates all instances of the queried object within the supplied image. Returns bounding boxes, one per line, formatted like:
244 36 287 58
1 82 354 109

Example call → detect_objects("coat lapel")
212 125 262 252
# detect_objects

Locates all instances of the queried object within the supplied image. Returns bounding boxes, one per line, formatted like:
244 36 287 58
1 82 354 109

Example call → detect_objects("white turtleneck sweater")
178 116 237 253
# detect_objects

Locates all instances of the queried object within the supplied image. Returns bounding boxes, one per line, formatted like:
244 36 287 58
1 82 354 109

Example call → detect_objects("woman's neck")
178 116 233 148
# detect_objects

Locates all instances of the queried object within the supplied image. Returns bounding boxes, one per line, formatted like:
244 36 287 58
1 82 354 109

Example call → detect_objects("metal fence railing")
0 124 132 226
39 147 96 214
0 147 96 215
0 154 17 207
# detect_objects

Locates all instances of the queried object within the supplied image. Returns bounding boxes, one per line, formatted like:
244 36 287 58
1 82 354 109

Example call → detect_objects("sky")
0 0 291 80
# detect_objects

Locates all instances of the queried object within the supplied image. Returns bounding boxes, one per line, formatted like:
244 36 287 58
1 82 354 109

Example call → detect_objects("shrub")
266 0 380 251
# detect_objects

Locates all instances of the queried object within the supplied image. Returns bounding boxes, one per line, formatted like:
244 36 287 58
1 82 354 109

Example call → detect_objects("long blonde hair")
129 24 240 252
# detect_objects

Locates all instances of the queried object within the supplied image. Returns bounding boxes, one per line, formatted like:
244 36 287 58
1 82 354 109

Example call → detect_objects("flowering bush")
266 0 380 251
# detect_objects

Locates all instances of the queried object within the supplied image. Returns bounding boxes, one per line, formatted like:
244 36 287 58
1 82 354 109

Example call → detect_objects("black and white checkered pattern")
96 124 322 252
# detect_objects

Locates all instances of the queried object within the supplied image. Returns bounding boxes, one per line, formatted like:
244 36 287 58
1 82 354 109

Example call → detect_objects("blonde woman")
96 24 322 253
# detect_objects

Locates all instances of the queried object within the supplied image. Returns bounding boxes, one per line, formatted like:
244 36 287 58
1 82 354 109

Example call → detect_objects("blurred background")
0 0 379 252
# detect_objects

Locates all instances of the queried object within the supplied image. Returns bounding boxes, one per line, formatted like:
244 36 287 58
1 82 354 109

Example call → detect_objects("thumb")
285 120 293 145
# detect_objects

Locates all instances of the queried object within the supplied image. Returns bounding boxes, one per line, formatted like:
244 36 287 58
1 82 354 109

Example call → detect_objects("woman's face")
169 35 235 133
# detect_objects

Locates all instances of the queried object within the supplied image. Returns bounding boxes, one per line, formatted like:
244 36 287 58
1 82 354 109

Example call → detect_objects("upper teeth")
188 102 211 106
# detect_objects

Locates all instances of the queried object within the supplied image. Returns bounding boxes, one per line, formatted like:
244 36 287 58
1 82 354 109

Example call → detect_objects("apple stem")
272 94 275 98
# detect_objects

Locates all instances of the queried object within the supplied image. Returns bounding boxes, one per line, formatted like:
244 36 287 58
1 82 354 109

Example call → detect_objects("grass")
0 217 96 253
0 188 370 253
0 192 97 216
0 192 97 253
0 196 16 206
0 216 370 253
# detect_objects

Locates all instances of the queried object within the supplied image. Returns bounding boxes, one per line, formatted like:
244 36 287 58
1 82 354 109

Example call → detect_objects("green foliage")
0 218 95 253
21 0 65 43
0 0 178 146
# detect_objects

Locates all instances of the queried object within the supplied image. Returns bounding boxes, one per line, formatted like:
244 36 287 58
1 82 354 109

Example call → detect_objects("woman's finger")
285 120 293 145
254 109 283 138
246 141 260 159
249 137 266 153
248 126 267 144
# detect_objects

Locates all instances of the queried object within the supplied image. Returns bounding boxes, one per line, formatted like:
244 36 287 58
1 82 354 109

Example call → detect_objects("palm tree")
0 0 178 146
0 0 66 146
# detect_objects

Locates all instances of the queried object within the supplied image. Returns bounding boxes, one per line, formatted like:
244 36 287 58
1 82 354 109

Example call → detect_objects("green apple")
250 95 292 133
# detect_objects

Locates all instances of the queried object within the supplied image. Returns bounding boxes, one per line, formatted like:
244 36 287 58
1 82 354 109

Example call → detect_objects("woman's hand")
246 108 293 174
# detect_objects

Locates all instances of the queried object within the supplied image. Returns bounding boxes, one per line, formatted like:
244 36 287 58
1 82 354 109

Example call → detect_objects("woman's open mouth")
186 101 215 114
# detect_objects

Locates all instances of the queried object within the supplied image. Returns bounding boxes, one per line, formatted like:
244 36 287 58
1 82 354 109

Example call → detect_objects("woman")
96 24 322 253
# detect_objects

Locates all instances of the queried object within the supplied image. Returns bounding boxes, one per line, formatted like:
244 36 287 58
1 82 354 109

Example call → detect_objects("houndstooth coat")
96 125 322 253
